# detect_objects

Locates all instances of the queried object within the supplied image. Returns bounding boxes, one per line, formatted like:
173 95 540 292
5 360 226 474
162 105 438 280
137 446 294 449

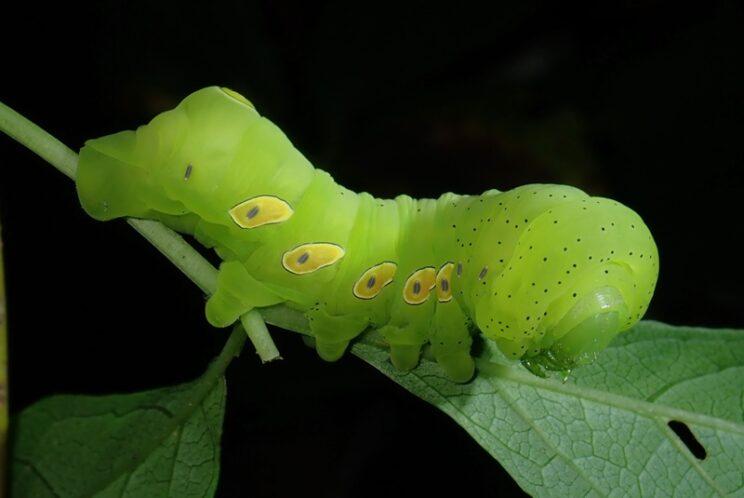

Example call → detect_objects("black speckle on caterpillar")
76 86 660 382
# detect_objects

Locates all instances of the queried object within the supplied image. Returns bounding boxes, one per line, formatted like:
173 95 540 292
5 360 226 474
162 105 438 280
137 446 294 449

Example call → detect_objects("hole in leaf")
667 420 706 460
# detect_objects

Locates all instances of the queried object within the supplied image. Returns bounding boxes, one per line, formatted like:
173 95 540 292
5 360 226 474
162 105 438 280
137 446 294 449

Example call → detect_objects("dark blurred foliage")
1 1 743 497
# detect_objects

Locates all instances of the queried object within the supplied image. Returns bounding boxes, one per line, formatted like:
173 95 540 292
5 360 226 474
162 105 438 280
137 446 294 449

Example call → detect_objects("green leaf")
353 320 744 497
11 377 226 498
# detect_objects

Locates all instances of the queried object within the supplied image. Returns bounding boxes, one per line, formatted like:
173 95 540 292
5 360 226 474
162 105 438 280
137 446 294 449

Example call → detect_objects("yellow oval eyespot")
282 243 345 275
221 87 256 110
229 195 293 229
436 262 454 303
403 267 437 305
353 262 397 300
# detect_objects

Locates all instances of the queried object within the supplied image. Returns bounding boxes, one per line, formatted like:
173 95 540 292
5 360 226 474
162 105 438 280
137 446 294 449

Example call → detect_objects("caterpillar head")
468 185 658 375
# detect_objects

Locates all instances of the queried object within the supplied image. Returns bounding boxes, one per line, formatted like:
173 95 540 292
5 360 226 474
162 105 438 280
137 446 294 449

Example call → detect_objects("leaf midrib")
469 362 744 433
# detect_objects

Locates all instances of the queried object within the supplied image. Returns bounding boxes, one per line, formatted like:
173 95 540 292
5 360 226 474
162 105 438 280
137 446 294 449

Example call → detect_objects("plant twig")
0 99 281 362
241 311 281 363
0 216 8 492
0 101 77 180
203 323 247 383
128 218 218 295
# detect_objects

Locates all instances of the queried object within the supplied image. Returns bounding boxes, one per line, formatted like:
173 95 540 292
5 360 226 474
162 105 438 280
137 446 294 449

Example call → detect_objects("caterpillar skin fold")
76 87 659 381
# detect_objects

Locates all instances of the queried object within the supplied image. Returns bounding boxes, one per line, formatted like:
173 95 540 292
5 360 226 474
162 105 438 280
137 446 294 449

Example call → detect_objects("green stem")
241 311 281 363
0 101 77 180
0 216 7 492
202 324 248 383
0 99 281 362
128 219 218 295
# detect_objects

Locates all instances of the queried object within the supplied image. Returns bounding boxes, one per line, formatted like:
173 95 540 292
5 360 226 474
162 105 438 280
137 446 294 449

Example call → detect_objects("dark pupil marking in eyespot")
297 252 309 264
184 164 192 180
478 267 488 279
441 278 449 292
247 206 260 219
366 276 376 288
413 281 421 294
456 263 462 276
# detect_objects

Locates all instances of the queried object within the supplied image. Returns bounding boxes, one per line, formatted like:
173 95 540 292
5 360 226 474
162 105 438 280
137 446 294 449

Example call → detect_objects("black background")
1 2 743 497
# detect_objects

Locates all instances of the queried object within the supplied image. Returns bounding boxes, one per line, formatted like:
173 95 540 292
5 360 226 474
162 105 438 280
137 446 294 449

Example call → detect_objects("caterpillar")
76 86 659 381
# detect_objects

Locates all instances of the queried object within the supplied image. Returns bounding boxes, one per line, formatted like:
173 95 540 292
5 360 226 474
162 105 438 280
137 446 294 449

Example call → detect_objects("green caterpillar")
76 86 659 381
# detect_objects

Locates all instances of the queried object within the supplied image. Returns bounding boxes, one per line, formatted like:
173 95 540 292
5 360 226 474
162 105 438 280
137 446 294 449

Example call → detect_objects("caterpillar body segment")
76 87 659 381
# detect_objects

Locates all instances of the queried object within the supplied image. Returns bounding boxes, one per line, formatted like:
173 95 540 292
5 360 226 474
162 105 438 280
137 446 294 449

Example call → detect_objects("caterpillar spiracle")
76 86 659 382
